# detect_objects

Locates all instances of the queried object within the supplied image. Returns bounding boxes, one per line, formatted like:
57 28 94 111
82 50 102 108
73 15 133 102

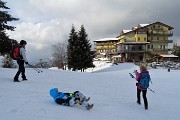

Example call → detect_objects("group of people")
14 40 151 110
49 64 150 110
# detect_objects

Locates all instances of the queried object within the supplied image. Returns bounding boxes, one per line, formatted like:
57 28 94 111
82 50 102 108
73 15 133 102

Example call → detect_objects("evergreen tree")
172 43 180 58
67 25 94 72
67 25 79 71
0 0 19 55
1 54 15 68
78 25 94 71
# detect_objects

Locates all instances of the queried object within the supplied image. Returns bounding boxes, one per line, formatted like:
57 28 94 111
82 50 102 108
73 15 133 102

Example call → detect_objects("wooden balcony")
147 32 173 37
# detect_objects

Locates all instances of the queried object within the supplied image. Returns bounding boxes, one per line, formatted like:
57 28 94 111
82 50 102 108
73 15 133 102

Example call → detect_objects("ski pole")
28 64 43 73
148 88 155 93
129 73 155 93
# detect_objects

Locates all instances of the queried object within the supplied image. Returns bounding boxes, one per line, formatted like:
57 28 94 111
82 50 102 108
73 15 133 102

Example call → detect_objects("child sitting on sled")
49 88 93 110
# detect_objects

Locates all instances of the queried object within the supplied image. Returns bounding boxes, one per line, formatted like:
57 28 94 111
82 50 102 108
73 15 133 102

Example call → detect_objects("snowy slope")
0 63 180 120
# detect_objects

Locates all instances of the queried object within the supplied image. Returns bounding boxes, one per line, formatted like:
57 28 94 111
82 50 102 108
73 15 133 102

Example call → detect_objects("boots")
14 77 20 82
86 104 93 110
22 78 28 81
145 106 148 110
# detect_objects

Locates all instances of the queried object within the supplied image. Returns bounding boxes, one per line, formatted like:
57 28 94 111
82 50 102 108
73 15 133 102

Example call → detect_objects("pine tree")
0 0 19 55
67 25 94 71
78 25 94 71
67 25 79 71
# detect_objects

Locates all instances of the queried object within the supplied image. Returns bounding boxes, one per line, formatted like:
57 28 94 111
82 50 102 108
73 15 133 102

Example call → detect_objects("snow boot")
14 77 20 82
85 97 90 102
22 78 28 81
137 101 141 105
86 104 93 110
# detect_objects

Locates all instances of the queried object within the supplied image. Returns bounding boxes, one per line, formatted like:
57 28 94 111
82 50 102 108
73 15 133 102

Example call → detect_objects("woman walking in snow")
135 64 150 110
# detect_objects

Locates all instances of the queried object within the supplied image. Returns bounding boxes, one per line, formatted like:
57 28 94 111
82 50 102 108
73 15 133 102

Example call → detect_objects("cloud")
5 0 180 62
6 19 71 62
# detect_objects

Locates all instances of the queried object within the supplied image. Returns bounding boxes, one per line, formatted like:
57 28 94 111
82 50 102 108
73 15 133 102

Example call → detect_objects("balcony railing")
147 32 173 37
117 48 146 53
147 40 173 43
168 40 173 43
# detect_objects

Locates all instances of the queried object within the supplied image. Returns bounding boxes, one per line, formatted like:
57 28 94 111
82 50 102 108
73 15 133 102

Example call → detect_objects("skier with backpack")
134 64 151 110
49 88 93 110
13 40 29 82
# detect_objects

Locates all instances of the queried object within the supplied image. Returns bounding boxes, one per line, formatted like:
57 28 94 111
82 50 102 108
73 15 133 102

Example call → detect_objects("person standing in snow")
134 64 149 110
14 40 28 82
49 88 93 110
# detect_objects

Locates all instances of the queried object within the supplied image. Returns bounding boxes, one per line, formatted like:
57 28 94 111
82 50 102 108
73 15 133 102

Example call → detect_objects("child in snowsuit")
135 64 149 110
49 88 93 110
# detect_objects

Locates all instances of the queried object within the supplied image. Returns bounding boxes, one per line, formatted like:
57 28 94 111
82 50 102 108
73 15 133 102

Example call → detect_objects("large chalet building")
94 21 174 62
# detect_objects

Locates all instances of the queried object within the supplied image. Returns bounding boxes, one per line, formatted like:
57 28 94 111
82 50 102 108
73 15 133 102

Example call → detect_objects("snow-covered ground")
0 62 180 120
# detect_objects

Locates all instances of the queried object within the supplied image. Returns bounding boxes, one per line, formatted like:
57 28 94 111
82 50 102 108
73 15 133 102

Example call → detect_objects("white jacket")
20 47 28 62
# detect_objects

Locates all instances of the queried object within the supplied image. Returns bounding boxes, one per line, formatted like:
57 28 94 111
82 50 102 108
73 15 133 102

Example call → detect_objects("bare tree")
52 41 67 69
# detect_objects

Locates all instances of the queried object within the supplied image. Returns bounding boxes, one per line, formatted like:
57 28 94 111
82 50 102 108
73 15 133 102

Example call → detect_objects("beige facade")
94 38 118 58
94 22 174 62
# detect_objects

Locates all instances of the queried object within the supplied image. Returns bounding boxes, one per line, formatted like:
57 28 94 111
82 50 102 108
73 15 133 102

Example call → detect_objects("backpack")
10 46 20 60
139 72 151 89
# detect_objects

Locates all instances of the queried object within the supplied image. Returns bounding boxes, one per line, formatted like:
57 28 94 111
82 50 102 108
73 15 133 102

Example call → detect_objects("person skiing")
14 40 28 82
134 64 150 110
49 88 93 110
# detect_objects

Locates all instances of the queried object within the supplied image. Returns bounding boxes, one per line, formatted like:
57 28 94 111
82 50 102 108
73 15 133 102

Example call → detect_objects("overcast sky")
4 0 180 63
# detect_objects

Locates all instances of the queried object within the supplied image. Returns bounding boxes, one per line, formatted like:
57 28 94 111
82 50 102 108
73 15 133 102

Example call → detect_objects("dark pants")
137 88 148 108
14 60 26 80
55 97 72 106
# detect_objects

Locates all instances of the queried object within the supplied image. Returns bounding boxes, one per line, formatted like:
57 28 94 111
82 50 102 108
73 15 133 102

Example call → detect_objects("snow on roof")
139 24 149 27
122 30 132 34
94 38 118 42
160 54 179 58
112 55 121 58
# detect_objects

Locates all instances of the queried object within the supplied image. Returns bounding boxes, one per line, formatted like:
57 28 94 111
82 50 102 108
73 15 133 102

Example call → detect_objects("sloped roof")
139 24 149 27
122 30 132 34
94 38 118 42
117 21 174 38
148 21 174 30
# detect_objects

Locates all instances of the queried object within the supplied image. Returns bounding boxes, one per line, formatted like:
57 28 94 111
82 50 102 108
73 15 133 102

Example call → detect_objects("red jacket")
135 70 149 90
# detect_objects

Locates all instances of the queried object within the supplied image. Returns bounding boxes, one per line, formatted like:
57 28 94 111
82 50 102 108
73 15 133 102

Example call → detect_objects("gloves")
133 70 138 73
25 62 29 65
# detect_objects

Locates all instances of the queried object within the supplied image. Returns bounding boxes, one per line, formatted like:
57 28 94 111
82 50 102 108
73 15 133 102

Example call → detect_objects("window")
163 45 165 50
138 37 140 41
147 45 150 49
157 37 159 40
160 45 163 49
144 37 146 41
151 45 153 49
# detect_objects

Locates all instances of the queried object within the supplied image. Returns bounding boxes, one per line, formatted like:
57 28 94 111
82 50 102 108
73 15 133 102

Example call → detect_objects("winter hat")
49 88 58 98
20 40 27 45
